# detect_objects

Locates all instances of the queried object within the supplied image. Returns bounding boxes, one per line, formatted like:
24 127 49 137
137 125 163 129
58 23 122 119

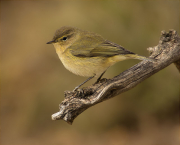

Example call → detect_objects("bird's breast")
55 47 110 77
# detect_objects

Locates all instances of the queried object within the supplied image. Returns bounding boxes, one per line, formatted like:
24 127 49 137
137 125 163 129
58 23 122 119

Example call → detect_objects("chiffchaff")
47 26 153 91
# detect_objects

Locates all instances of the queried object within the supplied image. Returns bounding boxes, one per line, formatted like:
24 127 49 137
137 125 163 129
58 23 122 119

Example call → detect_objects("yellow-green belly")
55 47 128 77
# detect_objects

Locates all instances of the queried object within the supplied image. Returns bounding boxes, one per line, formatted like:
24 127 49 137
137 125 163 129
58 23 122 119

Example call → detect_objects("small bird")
47 26 153 91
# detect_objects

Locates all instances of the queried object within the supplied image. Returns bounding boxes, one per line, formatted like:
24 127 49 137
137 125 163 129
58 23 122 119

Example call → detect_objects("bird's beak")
46 40 55 44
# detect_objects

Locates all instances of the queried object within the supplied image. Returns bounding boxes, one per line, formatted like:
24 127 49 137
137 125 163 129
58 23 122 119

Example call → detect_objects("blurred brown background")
1 1 179 145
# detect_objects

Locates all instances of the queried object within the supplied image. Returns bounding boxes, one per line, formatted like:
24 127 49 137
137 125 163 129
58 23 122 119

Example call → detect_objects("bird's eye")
62 37 67 41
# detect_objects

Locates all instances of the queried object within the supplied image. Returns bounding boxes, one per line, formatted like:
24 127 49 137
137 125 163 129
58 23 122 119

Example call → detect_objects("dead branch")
51 30 180 124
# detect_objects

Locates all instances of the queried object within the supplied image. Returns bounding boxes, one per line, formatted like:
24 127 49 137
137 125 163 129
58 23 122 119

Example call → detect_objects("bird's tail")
125 54 155 62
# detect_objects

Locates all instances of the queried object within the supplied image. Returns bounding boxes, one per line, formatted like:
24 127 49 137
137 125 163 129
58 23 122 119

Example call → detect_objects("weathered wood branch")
51 30 180 124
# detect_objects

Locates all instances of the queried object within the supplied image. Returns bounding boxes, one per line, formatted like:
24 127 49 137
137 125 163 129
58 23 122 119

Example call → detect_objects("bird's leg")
73 76 94 91
94 70 106 84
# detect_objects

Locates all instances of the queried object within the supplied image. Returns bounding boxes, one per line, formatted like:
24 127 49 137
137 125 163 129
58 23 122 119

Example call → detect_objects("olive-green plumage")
47 26 152 91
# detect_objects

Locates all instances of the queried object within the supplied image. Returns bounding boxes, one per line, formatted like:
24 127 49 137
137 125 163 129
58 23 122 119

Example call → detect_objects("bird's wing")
89 40 135 57
70 37 134 57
